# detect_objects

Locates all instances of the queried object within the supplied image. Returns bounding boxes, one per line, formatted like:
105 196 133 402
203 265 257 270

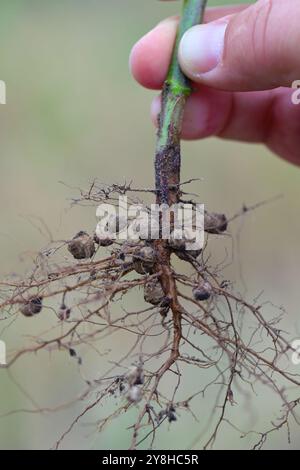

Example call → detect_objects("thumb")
178 0 300 91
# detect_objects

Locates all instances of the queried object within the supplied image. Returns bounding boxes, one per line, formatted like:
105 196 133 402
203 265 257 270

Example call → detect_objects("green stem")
155 0 207 205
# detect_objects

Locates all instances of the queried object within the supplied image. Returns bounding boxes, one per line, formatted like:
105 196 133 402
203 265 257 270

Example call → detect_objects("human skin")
130 0 300 166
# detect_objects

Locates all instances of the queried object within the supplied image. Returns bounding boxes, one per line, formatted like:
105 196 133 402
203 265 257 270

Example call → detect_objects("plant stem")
155 0 207 205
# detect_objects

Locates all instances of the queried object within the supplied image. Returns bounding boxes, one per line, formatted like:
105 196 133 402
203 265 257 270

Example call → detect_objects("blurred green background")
0 0 300 450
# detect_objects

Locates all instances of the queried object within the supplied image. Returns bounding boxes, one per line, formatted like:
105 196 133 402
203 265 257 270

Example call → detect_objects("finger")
130 5 248 90
151 86 300 165
178 0 300 91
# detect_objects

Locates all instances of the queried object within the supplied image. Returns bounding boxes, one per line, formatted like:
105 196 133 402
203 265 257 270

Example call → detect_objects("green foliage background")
0 0 299 450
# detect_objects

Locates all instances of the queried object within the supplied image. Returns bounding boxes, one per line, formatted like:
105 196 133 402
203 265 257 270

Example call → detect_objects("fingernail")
179 21 228 77
157 16 178 27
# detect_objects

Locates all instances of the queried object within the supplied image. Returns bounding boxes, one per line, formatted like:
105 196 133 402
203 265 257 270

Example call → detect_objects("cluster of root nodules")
0 182 300 450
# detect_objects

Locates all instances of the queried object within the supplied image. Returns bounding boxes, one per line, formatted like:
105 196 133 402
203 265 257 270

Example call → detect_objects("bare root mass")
0 181 299 449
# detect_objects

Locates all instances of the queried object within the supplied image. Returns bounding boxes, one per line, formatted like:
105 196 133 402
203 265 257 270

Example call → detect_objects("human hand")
130 0 300 165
